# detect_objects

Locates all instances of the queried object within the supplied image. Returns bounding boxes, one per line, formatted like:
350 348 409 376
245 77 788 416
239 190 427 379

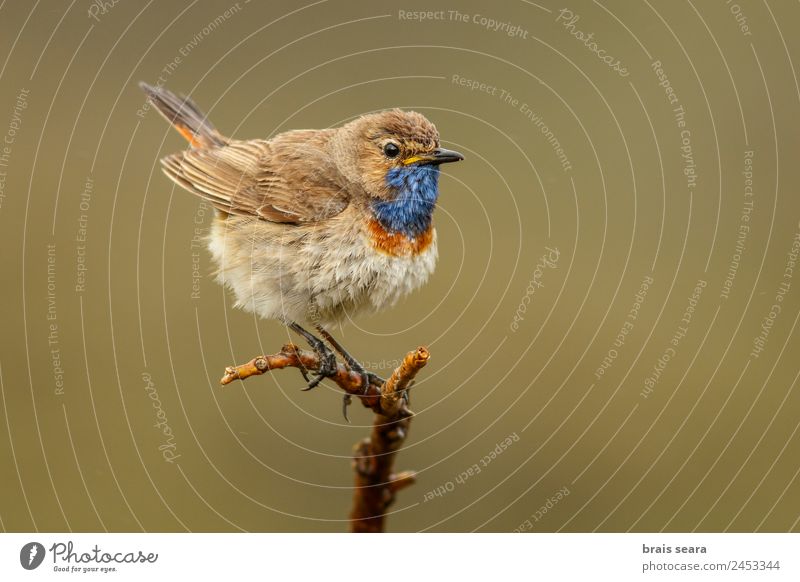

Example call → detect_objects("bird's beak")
403 148 465 166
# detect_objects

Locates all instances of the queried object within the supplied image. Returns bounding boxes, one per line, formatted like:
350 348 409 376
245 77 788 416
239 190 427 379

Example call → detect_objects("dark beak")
403 147 465 166
430 147 464 165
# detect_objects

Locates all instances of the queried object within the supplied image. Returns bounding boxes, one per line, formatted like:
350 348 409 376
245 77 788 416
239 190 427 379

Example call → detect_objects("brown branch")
220 342 384 411
350 346 428 533
220 343 430 532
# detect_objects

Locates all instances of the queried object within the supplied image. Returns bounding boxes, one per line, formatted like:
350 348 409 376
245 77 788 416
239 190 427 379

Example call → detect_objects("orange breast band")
366 218 434 256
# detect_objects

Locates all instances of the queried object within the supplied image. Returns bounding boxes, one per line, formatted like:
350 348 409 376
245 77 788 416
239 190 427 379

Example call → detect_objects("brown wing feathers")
141 83 350 223
163 142 265 213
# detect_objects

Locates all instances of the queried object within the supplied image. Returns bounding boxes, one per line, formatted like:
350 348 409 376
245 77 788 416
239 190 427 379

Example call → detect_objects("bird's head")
333 109 464 237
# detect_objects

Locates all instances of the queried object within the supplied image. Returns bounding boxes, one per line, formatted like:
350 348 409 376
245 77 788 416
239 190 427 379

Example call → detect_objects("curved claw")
301 352 336 391
342 394 352 423
302 372 325 391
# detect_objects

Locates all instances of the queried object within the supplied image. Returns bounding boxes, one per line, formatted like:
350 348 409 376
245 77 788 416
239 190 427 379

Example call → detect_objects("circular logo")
19 542 45 570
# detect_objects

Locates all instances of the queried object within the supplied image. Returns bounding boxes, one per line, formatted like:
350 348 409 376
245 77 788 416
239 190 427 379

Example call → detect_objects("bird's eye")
383 142 400 158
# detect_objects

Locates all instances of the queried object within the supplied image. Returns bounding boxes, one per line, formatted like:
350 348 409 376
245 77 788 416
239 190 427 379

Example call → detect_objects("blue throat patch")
372 164 440 238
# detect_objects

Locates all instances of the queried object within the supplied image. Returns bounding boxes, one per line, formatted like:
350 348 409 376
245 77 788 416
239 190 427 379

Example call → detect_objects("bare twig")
220 343 430 532
350 346 428 532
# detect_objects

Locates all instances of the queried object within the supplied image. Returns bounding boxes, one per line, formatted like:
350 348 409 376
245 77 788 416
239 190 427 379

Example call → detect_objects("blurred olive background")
1 0 799 533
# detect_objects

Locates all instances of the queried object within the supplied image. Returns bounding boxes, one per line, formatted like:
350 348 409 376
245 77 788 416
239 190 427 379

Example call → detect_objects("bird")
139 82 463 416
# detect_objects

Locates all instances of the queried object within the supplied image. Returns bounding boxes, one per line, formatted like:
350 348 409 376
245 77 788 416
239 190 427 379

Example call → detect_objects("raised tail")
139 82 227 148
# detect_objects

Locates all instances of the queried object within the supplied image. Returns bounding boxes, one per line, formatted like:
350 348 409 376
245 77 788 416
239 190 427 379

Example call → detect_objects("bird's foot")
302 346 337 391
314 326 385 394
288 322 338 391
357 368 385 395
289 322 393 421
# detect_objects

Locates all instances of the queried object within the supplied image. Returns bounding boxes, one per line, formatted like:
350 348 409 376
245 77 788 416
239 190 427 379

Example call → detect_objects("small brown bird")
140 82 463 411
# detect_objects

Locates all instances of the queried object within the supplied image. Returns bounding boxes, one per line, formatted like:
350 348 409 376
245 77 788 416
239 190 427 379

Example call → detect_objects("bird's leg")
288 322 337 391
314 325 386 394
